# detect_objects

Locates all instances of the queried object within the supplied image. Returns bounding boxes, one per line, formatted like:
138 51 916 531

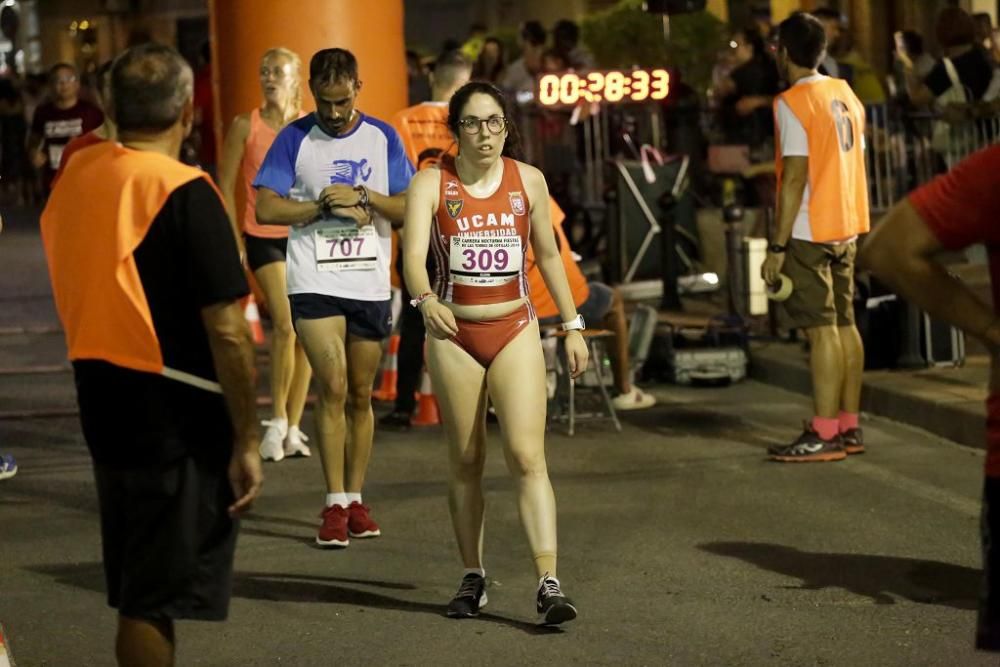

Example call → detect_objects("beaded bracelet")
410 292 438 309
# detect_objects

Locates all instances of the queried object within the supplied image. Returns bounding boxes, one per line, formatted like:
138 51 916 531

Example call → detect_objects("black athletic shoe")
447 573 488 618
536 574 577 626
768 426 847 463
841 427 865 455
379 410 412 430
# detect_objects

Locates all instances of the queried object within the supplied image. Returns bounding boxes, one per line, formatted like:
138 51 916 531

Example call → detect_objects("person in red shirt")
28 62 103 192
860 145 1000 652
54 61 115 183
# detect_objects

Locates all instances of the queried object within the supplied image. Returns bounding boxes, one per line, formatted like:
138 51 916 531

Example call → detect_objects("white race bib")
314 224 378 272
449 235 522 287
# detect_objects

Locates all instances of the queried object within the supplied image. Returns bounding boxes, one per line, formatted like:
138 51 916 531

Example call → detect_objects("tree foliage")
580 0 728 94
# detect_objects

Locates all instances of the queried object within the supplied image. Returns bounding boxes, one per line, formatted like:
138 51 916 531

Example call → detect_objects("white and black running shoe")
536 574 577 626
447 573 488 618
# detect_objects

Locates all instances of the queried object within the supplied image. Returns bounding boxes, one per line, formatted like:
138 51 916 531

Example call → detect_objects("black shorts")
244 234 287 273
289 293 392 340
93 453 238 622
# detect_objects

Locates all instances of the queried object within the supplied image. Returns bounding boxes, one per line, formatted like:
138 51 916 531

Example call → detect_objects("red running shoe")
348 501 381 538
316 505 349 547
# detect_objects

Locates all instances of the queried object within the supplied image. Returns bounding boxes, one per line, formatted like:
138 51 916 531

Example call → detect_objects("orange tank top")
431 156 532 305
774 77 870 243
242 108 293 239
41 141 221 380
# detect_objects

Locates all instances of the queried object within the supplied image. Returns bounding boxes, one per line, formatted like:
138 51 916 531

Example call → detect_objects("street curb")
750 343 987 451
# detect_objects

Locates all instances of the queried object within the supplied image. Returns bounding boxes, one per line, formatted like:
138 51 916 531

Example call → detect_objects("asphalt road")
1 209 995 666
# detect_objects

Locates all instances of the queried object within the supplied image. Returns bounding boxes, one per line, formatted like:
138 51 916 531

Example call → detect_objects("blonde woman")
219 47 311 461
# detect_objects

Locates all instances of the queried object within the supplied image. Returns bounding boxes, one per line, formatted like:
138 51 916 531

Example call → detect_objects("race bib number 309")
449 236 522 287
314 225 378 272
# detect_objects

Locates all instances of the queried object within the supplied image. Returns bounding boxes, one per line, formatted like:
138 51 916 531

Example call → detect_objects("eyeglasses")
458 116 507 135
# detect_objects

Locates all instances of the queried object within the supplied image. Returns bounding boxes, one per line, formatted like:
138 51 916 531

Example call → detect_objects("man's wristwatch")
768 242 787 254
561 314 586 332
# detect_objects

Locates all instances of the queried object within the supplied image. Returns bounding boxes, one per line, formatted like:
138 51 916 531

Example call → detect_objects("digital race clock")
537 69 670 106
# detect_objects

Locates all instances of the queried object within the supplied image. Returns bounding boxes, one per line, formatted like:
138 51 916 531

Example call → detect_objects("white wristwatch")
561 314 586 332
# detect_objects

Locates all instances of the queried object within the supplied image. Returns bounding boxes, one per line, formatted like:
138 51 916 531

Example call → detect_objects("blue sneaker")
0 453 17 481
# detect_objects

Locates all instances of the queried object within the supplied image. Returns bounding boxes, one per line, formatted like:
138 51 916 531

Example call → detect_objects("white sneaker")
284 425 311 458
259 418 288 462
612 387 656 411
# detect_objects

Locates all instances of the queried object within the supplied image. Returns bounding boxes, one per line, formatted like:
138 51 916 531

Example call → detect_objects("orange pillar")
208 0 407 150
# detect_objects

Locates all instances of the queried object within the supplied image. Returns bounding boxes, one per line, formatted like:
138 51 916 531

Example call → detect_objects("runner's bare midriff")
444 295 526 322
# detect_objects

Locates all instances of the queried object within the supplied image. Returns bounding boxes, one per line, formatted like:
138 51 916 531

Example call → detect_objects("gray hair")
111 43 193 133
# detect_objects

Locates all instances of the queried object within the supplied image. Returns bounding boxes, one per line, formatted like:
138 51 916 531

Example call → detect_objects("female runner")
218 47 312 461
403 81 588 625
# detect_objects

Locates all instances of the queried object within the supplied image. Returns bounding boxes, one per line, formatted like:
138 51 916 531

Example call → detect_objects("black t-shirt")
31 99 104 188
74 178 249 466
721 56 780 145
924 47 994 101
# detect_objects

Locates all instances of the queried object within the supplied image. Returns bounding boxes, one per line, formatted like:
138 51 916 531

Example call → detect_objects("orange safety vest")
40 141 224 391
774 77 870 243
390 102 458 289
526 199 590 319
391 101 457 169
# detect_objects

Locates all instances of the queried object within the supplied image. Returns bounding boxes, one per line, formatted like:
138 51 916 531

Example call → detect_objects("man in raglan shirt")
254 48 414 547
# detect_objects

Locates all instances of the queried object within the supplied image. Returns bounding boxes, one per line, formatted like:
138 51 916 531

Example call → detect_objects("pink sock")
838 411 859 433
811 416 840 441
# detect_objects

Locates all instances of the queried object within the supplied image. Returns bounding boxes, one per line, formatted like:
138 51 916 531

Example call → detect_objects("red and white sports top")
431 156 532 305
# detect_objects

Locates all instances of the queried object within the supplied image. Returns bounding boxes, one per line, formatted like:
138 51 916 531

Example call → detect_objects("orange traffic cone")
410 366 440 426
373 334 400 401
243 294 265 346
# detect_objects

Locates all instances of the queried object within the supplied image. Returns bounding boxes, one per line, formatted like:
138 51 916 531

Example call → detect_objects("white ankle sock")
266 417 288 437
463 567 485 578
345 492 362 505
287 425 302 441
325 492 348 508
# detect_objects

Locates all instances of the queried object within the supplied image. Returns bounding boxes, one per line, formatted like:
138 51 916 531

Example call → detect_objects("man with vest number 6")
40 44 262 665
762 12 870 463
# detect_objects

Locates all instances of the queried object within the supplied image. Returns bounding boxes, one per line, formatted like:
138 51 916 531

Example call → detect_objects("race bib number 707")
314 225 378 272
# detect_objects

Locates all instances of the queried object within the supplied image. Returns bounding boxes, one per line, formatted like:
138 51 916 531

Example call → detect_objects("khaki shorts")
781 239 857 329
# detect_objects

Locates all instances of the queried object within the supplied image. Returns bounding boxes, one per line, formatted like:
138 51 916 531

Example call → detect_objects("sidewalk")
750 340 988 450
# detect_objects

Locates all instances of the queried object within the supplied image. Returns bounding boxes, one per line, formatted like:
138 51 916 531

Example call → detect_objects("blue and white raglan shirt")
253 113 415 301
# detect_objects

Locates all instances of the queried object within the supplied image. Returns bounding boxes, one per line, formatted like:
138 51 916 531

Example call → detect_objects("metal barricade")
864 103 1000 213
